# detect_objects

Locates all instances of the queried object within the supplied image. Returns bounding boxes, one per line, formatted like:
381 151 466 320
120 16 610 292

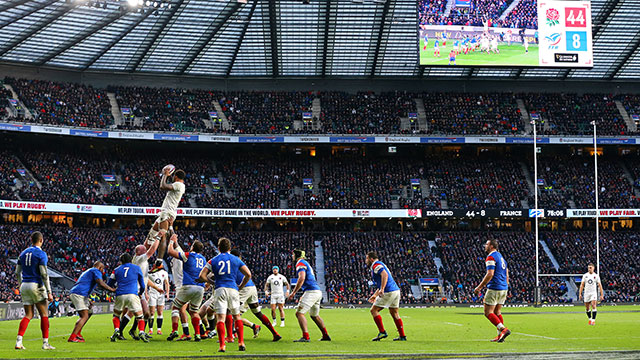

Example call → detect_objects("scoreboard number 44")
565 8 587 27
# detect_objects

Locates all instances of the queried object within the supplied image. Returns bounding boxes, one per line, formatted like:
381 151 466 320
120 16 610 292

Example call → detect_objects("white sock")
43 338 48 344
497 323 505 330
16 336 22 342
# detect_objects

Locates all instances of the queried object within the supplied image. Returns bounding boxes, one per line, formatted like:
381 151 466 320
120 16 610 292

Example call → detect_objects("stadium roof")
0 0 638 79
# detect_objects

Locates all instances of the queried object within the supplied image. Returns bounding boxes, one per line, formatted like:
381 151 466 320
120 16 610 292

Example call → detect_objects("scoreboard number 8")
565 8 587 27
573 33 581 49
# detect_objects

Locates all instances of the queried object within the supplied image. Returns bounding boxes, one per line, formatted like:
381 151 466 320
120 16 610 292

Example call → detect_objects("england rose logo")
546 8 560 26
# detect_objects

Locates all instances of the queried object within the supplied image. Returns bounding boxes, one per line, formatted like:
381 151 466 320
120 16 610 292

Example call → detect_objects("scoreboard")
538 1 593 67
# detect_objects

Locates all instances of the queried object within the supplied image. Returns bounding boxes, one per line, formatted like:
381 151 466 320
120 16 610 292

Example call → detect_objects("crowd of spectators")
111 86 214 132
543 231 639 303
6 77 113 128
5 77 640 136
535 155 640 209
418 0 537 29
218 91 314 134
524 93 632 136
422 93 523 135
426 153 531 208
319 91 416 134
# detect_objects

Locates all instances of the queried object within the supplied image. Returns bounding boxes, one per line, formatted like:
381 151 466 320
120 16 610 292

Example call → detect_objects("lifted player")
148 166 186 270
288 249 330 343
579 263 604 325
474 239 511 343
366 252 406 342
265 265 290 327
15 232 55 350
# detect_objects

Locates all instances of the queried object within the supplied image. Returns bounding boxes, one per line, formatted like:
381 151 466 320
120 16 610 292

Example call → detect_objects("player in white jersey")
579 263 604 325
490 36 499 54
147 168 186 271
481 36 489 53
169 237 191 338
121 241 159 340
523 37 529 53
148 266 169 335
264 266 290 327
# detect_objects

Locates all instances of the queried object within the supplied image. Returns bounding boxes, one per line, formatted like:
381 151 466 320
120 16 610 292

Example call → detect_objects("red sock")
303 331 310 340
235 319 244 345
373 315 385 333
18 317 30 336
258 313 279 336
487 313 501 327
172 320 178 332
137 319 145 332
393 318 405 337
216 322 226 349
498 314 504 325
41 317 50 339
192 317 201 336
225 315 233 339
112 316 120 330
69 333 77 340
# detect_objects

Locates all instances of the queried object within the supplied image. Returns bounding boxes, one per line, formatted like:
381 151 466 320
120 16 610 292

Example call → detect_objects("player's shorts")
449 57 456 61
70 293 91 312
297 290 322 317
270 294 285 305
484 289 508 306
173 285 204 312
213 287 241 315
584 292 598 303
239 286 259 313
148 291 166 307
20 282 46 305
373 290 401 309
154 210 175 224
115 294 142 313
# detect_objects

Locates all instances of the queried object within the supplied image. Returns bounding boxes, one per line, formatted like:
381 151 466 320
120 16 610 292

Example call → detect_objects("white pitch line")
513 331 558 340
444 321 464 326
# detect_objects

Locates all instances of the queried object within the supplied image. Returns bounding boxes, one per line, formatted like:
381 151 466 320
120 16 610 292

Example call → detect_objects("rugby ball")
162 164 176 176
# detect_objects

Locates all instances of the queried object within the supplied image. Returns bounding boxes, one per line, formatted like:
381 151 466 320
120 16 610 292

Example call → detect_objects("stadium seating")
6 77 113 128
422 92 523 135
543 231 639 303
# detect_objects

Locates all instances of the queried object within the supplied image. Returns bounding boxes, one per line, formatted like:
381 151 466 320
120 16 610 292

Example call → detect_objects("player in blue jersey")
453 40 459 55
423 33 429 50
366 252 406 342
228 249 281 342
166 234 206 342
474 239 511 343
287 249 330 343
434 39 440 57
108 253 148 343
442 32 447 46
68 261 115 343
199 237 251 352
15 231 55 350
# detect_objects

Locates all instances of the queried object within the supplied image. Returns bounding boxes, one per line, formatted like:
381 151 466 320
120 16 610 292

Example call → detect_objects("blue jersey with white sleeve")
70 268 103 297
371 260 400 293
485 251 508 291
18 246 48 285
177 251 206 287
295 259 321 292
108 263 145 296
206 252 246 290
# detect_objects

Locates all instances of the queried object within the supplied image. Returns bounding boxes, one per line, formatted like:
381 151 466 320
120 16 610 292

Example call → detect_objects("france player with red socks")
474 239 511 342
198 237 251 352
366 251 406 341
108 253 148 343
15 231 55 350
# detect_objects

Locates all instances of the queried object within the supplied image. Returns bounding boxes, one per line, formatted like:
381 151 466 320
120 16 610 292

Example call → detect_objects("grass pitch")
0 306 639 358
419 39 539 66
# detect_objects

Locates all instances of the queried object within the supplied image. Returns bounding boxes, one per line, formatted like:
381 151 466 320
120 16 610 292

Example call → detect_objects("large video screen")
419 0 593 67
